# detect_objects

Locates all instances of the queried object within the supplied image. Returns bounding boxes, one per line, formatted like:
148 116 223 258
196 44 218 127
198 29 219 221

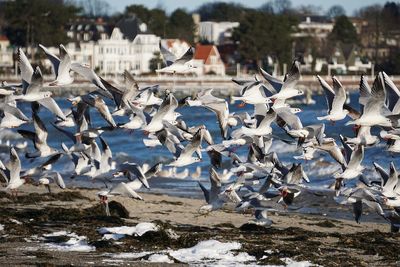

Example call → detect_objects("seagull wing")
280 60 300 91
259 67 283 91
56 44 72 81
109 182 143 200
39 44 61 77
382 71 400 112
331 76 347 113
317 75 335 113
71 62 107 91
159 41 177 66
25 67 43 95
17 48 34 89
38 97 67 120
175 46 195 65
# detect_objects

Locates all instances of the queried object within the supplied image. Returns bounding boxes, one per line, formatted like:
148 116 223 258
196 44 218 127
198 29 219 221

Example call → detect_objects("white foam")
168 239 256 265
271 140 297 154
44 232 95 252
98 222 159 240
0 224 4 231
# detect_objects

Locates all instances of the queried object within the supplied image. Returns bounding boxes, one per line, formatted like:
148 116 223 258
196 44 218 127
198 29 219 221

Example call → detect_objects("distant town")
0 0 399 78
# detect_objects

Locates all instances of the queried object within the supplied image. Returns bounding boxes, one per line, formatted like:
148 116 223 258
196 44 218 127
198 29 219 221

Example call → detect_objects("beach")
0 185 398 266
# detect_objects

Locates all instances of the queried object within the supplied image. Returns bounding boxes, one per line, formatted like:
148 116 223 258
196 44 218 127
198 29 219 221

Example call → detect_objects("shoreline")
0 186 399 266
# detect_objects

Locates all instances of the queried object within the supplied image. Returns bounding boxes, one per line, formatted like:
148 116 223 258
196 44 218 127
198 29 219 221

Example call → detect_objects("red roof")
194 44 214 61
0 35 9 41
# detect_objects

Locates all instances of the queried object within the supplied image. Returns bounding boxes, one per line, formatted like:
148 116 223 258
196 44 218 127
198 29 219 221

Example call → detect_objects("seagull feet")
237 102 246 108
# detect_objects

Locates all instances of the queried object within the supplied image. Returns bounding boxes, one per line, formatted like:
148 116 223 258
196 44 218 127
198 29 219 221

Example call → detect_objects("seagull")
98 181 144 216
1 147 31 196
157 42 196 74
317 76 351 122
231 108 276 138
268 60 304 103
334 142 364 189
143 93 179 133
346 73 392 127
191 166 202 179
14 49 66 120
187 89 230 139
38 172 66 194
39 44 74 86
168 130 202 167
198 167 241 214
231 81 272 106
17 109 57 158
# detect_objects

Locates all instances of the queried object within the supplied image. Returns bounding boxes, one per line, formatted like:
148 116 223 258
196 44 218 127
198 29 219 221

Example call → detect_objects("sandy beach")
0 185 398 266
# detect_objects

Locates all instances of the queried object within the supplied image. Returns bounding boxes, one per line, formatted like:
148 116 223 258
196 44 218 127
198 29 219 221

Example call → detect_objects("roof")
194 44 214 61
116 15 146 41
0 35 9 41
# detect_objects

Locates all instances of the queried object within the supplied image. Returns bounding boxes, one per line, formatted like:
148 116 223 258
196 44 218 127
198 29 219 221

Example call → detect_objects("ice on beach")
9 218 22 225
147 253 174 263
110 251 152 259
0 224 4 231
98 222 159 240
282 258 315 267
168 239 256 265
43 232 95 252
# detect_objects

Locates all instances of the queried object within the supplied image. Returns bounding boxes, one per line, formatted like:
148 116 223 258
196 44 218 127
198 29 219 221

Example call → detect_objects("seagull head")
44 91 52 98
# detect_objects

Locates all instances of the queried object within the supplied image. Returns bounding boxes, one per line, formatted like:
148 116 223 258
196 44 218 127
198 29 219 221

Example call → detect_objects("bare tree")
326 5 346 19
80 0 110 17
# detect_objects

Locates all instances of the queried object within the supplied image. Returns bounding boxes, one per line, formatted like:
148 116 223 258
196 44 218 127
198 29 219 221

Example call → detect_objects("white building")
0 35 14 68
94 28 159 75
199 21 239 45
42 27 160 76
292 16 334 39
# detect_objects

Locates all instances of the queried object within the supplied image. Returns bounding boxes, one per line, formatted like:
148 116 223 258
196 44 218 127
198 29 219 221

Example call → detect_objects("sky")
105 0 386 16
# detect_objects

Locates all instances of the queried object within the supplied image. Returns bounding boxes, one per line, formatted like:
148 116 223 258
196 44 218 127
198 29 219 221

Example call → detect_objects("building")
292 16 334 40
95 28 159 75
192 44 225 76
42 16 159 75
199 21 239 45
0 35 13 69
67 18 113 42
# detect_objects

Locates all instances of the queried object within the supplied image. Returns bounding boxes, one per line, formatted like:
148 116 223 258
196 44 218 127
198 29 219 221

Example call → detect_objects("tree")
329 15 358 45
166 9 195 42
147 8 168 37
123 5 167 37
125 4 151 21
261 0 293 15
149 51 165 72
233 10 296 68
296 5 322 16
326 5 346 19
356 4 382 63
4 0 81 47
196 2 245 21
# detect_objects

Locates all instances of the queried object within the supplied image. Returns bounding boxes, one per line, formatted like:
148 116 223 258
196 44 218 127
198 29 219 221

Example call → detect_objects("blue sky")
105 0 385 15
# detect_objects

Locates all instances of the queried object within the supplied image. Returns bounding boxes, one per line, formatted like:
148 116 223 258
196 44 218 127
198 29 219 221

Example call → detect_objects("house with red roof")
192 44 225 76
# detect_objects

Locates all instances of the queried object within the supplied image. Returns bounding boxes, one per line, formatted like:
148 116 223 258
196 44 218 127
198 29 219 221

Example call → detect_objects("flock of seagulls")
0 42 399 231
